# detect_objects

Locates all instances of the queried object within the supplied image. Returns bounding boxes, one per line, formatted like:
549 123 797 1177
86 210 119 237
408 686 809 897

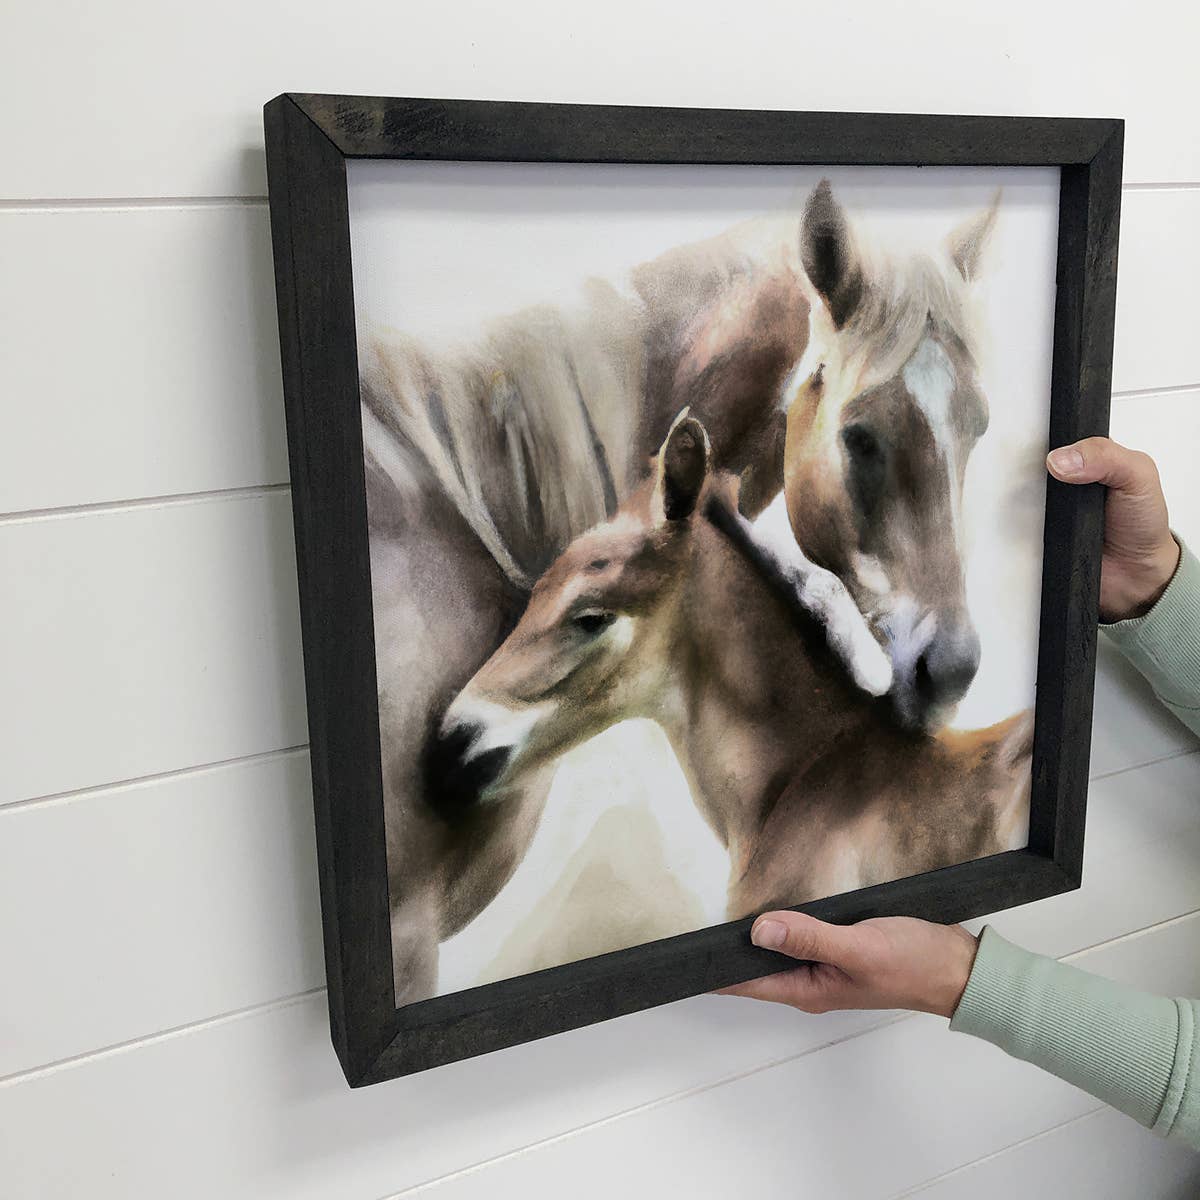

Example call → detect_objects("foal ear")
947 191 1000 283
656 408 711 523
800 179 864 329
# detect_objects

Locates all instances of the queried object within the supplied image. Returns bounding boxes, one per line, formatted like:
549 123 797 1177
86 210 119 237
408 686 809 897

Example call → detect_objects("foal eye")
572 609 617 636
842 423 882 461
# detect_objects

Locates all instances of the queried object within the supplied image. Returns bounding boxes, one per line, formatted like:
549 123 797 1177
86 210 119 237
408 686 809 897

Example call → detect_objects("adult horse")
776 182 999 729
436 413 1031 921
362 181 996 998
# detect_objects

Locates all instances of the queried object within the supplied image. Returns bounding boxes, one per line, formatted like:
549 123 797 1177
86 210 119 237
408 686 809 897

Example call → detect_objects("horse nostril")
914 651 935 699
437 720 482 767
425 719 511 817
915 627 981 710
458 745 510 794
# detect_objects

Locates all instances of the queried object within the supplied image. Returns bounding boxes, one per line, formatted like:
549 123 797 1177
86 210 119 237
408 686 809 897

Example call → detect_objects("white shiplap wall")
2 2 1199 1196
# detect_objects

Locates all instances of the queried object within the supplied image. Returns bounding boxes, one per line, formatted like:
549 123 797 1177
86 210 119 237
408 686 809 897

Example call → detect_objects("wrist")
926 925 980 1019
1102 536 1181 623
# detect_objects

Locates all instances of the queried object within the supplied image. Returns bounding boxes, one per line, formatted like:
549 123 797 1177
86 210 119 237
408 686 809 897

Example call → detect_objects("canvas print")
346 163 1060 1005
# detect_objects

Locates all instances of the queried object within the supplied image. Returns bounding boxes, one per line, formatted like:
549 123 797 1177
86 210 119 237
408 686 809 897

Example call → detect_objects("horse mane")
359 214 795 592
360 277 644 590
700 488 889 715
838 246 981 389
357 205 979 593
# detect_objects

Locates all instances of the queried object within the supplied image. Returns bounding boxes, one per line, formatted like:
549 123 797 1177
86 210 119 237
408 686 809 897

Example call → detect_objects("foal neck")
657 503 878 857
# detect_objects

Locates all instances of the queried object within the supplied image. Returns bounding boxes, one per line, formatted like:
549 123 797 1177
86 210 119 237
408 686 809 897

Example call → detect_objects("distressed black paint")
264 93 1121 1087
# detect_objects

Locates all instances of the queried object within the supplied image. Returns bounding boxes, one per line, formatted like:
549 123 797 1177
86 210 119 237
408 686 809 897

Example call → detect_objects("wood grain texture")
264 95 394 1084
264 95 1122 1085
1026 125 1123 879
296 93 1117 166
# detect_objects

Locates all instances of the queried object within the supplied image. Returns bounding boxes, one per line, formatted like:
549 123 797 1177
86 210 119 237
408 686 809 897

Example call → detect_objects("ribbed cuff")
1155 999 1197 1139
950 927 1178 1129
1103 538 1200 716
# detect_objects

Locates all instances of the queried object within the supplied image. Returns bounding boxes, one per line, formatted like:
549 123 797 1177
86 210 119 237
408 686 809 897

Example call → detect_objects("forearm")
951 927 1200 1147
1104 539 1200 737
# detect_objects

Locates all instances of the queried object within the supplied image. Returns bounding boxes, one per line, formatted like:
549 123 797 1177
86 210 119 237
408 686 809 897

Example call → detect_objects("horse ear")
947 191 1000 283
800 180 864 328
656 408 711 522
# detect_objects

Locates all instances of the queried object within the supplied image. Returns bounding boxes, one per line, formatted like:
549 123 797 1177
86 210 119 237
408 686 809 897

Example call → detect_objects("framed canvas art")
263 94 1122 1087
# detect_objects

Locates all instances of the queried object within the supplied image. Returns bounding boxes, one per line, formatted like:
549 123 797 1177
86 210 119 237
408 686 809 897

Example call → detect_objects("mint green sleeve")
951 927 1200 1147
1102 539 1200 737
947 541 1200 1142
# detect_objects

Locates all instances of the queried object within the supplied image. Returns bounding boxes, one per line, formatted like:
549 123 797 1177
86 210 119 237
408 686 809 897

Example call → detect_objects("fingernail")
752 919 787 950
1048 447 1084 475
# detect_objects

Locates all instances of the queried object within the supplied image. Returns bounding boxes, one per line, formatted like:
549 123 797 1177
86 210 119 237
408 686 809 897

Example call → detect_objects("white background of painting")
3 2 1200 1195
349 163 1060 992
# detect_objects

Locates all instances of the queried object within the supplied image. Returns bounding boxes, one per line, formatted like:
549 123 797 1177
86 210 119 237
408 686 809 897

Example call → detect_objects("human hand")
1046 437 1180 623
719 911 979 1019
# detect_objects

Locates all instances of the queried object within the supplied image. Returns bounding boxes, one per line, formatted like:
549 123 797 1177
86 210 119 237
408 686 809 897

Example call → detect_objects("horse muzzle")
887 615 981 732
424 717 512 816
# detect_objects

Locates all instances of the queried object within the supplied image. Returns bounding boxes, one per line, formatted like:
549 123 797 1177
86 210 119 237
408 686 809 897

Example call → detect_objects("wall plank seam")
4 742 1191 824
0 745 309 816
0 483 291 528
377 912 1200 1199
0 986 327 1091
887 1104 1107 1199
0 182 1197 212
0 390 1194 525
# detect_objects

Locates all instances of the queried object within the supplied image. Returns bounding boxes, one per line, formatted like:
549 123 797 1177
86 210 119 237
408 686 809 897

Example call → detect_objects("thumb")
750 911 857 965
1046 436 1161 497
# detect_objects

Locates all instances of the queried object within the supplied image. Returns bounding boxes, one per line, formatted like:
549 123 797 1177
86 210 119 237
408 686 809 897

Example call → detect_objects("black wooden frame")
263 93 1123 1087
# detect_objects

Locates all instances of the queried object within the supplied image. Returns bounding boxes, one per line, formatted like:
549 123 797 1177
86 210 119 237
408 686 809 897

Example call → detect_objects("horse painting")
357 176 1011 1002
777 182 999 730
437 413 1032 922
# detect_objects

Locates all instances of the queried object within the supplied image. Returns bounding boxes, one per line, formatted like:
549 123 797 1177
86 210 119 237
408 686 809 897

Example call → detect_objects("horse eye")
572 610 617 636
842 423 882 461
842 423 887 517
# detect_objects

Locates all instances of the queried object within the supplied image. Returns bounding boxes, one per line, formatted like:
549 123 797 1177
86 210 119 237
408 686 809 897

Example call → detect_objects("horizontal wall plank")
3 476 1183 809
1 729 1193 1084
0 0 1194 201
3 4 1196 1198
977 753 1200 957
410 915 1200 1200
909 916 1200 1198
1090 638 1198 780
0 472 1190 1075
0 492 307 805
1 751 1195 1193
1111 386 1200 542
0 992 891 1200
9 906 1195 1200
908 1107 1200 1200
0 196 1195 518
0 205 287 514
1112 192 1200 396
0 752 323 1079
